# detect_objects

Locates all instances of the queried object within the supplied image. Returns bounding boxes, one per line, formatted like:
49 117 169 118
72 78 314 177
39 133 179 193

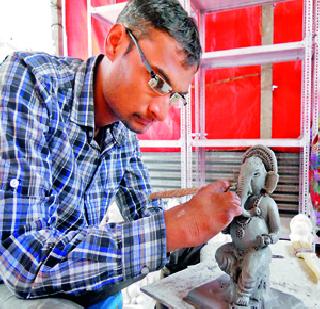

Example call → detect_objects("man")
0 0 241 307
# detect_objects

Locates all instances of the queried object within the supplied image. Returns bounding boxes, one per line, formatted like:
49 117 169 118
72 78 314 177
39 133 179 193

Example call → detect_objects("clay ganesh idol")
215 145 281 309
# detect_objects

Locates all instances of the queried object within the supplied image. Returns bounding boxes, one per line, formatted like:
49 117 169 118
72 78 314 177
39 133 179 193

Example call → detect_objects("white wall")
0 0 55 62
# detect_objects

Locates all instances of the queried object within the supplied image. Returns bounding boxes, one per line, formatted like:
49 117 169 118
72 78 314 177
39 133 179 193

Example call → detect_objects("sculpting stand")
141 240 319 309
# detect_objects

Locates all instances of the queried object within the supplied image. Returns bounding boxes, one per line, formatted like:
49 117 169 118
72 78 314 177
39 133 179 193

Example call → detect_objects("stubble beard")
121 114 151 134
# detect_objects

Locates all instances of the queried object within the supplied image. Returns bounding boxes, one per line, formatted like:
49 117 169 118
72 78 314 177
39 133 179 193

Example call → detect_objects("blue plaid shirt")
0 52 167 298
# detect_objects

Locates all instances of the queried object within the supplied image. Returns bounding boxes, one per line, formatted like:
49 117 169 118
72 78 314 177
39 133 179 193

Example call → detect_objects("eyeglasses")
126 28 187 107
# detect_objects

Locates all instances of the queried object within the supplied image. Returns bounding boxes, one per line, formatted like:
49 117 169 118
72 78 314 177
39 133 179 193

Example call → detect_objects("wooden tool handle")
149 188 198 200
149 183 237 200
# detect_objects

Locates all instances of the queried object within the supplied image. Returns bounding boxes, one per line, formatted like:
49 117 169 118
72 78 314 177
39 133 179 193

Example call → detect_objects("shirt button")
10 179 19 189
141 266 149 275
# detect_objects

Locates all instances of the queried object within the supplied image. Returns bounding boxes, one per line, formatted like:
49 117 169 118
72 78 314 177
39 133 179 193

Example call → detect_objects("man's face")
100 26 197 134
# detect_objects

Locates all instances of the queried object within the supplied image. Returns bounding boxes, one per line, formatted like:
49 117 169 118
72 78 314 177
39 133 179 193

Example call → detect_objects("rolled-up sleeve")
121 212 167 279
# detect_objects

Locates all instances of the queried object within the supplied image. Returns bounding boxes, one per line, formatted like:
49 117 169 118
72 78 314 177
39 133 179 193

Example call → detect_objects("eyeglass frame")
125 28 188 107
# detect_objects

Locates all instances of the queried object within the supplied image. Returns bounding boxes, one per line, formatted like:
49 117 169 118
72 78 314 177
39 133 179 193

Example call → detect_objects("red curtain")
65 0 303 143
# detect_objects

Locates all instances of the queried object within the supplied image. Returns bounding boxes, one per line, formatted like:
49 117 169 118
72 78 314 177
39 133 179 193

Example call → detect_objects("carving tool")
148 182 237 200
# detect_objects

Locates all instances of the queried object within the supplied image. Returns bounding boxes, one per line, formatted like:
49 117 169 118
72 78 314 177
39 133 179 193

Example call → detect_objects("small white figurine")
289 214 313 251
289 214 320 283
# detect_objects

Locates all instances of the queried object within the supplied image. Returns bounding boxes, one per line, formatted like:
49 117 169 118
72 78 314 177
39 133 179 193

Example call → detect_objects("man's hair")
117 0 202 68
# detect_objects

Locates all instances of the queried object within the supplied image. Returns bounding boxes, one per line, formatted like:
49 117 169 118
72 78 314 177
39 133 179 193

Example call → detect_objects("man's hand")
164 181 242 252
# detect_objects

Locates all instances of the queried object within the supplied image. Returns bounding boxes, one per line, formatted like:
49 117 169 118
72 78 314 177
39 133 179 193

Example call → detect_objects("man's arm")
115 137 164 220
116 147 242 266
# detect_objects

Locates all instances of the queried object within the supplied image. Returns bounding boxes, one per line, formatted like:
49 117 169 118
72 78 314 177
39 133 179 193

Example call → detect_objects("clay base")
184 274 307 309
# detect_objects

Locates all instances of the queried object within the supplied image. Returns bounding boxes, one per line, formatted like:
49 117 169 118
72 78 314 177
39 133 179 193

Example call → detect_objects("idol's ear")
243 144 279 194
264 170 279 194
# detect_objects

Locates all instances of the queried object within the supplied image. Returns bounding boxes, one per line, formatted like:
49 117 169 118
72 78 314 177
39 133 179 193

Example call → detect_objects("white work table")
141 239 320 309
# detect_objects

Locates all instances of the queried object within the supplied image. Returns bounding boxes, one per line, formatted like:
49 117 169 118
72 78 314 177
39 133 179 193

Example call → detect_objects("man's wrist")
164 202 197 251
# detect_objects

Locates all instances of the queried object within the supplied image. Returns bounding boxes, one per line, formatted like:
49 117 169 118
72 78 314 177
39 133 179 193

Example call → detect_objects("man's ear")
104 24 128 61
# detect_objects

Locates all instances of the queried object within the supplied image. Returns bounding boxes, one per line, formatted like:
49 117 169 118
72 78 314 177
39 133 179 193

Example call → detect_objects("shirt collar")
109 121 127 146
70 54 128 147
70 54 103 130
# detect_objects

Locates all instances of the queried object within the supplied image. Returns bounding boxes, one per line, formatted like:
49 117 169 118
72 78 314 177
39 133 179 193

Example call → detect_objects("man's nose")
148 96 170 122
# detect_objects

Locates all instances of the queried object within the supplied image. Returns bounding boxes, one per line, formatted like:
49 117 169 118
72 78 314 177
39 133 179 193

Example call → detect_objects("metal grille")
142 152 182 190
142 151 299 214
